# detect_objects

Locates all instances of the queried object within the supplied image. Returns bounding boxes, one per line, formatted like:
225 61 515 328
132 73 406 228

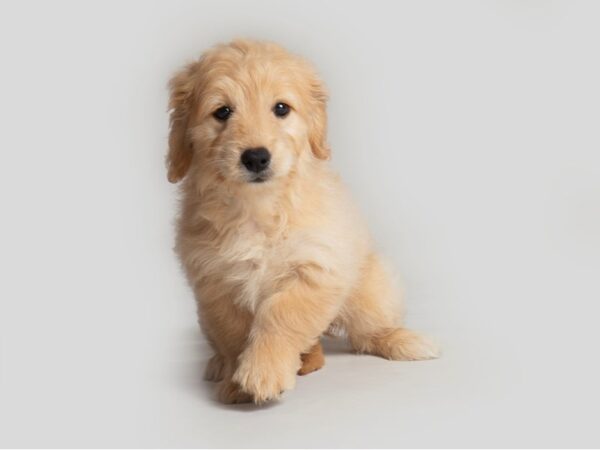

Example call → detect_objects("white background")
1 0 599 447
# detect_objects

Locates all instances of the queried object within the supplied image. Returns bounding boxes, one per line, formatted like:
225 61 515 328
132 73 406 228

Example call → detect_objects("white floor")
2 279 599 447
1 1 599 447
154 294 599 448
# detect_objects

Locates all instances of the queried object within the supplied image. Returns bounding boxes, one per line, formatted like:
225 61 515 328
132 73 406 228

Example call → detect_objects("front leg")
233 277 342 404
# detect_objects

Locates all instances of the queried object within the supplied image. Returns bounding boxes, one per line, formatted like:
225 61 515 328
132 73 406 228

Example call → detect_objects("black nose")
241 147 271 173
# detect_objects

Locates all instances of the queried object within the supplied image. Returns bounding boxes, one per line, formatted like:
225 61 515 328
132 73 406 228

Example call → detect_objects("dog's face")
167 40 329 188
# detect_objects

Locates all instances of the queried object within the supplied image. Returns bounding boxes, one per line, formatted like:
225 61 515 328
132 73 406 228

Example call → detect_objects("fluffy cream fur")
167 39 439 404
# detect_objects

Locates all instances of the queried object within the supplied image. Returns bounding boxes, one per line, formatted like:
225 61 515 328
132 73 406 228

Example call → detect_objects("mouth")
247 171 272 184
250 176 268 183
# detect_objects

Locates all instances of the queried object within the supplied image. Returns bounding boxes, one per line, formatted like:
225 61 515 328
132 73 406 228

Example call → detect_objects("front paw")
232 348 297 404
217 379 253 404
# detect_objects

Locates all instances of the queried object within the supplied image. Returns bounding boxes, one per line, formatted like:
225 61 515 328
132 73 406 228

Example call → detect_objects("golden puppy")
167 39 438 404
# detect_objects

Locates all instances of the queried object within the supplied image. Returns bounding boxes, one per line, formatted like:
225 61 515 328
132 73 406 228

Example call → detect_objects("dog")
167 39 439 404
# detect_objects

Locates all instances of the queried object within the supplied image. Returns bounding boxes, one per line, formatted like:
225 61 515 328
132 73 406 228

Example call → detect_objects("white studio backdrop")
0 1 599 447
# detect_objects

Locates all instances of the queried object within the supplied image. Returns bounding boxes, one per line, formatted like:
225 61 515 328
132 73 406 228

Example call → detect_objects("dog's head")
166 39 329 187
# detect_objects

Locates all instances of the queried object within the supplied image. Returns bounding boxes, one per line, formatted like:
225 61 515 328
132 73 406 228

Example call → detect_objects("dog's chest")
214 219 286 312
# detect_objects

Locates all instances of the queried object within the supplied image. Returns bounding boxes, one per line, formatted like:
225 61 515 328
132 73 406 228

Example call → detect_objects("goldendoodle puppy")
167 39 438 404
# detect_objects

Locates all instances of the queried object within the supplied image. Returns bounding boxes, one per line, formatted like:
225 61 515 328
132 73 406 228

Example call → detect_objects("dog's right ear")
166 62 200 183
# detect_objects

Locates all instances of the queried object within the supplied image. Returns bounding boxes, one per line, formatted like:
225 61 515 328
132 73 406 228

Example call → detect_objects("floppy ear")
307 77 330 160
166 62 199 183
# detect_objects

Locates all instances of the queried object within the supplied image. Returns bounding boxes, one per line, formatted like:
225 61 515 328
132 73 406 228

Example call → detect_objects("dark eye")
213 106 233 121
273 102 290 118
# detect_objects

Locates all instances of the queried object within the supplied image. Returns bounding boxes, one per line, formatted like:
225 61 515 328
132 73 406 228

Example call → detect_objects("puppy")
167 39 438 404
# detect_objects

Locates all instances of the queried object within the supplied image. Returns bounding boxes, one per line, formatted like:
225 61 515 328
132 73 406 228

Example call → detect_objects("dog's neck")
184 173 298 238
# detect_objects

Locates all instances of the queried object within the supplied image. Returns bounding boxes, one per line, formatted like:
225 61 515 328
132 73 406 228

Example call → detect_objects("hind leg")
341 254 439 361
298 341 325 375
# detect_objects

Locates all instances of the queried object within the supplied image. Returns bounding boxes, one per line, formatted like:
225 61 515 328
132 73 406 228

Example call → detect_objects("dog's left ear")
307 77 330 160
166 62 200 183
